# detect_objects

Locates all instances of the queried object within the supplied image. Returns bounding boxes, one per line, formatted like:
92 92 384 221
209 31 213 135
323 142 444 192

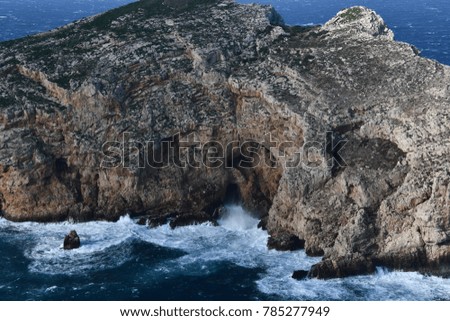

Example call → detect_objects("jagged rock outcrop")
63 230 81 250
267 231 305 251
292 270 309 280
0 1 449 278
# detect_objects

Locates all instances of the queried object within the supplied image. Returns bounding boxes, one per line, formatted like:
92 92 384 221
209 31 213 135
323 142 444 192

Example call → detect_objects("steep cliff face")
0 0 449 278
0 0 283 222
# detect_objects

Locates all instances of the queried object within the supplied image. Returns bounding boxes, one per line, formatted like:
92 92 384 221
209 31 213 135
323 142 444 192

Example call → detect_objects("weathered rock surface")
0 1 449 278
308 255 376 279
267 231 305 251
169 210 218 228
63 230 81 249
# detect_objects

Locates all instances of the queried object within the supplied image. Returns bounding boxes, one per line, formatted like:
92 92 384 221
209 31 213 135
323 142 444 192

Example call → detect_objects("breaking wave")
1 206 450 300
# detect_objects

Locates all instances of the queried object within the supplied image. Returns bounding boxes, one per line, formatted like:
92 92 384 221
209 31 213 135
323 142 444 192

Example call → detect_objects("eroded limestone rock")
0 1 449 278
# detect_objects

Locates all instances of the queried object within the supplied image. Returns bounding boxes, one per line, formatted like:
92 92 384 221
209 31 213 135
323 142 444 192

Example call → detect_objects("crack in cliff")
17 65 71 108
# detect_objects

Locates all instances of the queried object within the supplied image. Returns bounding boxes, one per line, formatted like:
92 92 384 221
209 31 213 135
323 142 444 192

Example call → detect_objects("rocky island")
0 0 449 279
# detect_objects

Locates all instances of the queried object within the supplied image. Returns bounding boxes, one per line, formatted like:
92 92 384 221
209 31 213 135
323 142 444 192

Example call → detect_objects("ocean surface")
1 206 450 301
0 0 449 65
1 0 450 301
238 0 450 65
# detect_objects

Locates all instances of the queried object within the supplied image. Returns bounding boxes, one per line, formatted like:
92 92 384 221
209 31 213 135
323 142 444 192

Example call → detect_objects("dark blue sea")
1 206 450 300
238 0 450 65
0 0 449 65
1 0 450 301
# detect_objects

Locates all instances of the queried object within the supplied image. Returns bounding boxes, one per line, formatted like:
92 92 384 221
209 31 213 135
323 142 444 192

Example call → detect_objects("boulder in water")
63 230 80 250
292 270 309 280
257 216 268 231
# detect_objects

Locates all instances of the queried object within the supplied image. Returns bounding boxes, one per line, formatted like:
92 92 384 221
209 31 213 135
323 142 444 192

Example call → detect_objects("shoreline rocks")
63 230 81 250
292 270 309 280
308 255 376 279
267 231 305 252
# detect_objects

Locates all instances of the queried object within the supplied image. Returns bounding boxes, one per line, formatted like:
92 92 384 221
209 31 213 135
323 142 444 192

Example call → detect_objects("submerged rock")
292 270 309 280
136 217 148 226
169 211 217 229
137 210 219 228
63 230 80 250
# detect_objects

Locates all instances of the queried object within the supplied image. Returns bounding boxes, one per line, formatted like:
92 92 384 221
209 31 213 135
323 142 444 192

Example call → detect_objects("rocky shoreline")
0 0 449 279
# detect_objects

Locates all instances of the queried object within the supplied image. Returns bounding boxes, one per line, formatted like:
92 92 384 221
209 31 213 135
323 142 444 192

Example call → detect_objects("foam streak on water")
1 206 450 300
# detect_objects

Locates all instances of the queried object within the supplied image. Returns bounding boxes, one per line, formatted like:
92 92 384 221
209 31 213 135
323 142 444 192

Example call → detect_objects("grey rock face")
63 230 81 250
0 0 449 278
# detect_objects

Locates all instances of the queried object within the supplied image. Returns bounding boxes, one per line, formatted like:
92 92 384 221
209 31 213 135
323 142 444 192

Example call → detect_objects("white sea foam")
218 205 260 230
1 206 450 300
0 215 139 275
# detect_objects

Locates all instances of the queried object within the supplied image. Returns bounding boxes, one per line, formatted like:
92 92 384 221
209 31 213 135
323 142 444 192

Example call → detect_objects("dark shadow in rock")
223 183 241 205
267 231 305 251
257 216 268 230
